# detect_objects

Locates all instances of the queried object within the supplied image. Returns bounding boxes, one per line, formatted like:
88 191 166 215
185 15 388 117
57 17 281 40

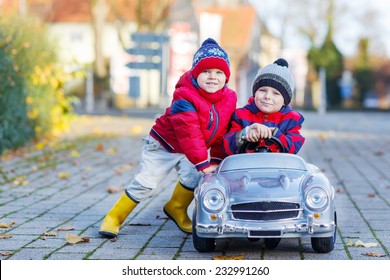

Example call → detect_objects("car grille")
231 201 301 221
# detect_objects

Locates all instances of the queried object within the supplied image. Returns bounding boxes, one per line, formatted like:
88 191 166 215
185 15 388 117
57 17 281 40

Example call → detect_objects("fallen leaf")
114 164 134 175
0 251 12 256
106 186 121 193
57 172 70 179
42 231 57 237
213 254 245 260
362 252 386 257
130 126 143 135
13 175 29 186
57 226 75 231
156 215 168 220
84 166 93 171
347 239 378 248
0 222 16 228
65 234 90 244
367 193 376 198
318 132 329 140
0 234 13 239
373 151 384 157
106 148 118 155
95 143 104 152
71 150 80 158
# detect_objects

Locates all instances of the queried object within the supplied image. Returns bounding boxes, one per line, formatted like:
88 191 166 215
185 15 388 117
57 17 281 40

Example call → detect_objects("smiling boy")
223 58 305 155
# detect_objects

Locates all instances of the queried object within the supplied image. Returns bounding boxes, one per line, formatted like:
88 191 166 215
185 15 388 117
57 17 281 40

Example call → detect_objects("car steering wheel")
239 136 286 154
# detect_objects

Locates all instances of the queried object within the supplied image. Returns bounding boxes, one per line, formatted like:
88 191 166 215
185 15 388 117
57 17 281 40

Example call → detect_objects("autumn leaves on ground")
0 115 145 257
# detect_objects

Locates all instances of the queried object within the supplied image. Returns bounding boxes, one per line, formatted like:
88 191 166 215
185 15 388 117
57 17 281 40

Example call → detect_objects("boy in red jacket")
100 38 237 238
224 58 304 155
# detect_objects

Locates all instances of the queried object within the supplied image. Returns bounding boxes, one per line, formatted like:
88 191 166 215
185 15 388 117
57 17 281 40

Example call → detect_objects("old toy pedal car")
192 137 337 253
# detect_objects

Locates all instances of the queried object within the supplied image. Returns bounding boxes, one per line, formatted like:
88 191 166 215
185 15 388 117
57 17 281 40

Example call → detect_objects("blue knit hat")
191 38 231 83
252 58 295 105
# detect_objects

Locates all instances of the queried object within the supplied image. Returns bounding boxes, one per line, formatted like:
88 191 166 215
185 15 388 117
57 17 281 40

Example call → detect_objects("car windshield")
218 153 307 172
219 169 306 195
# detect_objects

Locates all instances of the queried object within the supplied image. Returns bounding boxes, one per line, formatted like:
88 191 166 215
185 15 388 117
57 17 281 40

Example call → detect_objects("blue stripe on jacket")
170 100 196 114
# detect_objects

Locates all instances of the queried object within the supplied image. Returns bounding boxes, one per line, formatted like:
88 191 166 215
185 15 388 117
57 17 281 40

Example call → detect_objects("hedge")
0 16 75 155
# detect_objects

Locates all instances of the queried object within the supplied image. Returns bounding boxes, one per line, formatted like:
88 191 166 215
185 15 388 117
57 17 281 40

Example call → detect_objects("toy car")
192 137 337 253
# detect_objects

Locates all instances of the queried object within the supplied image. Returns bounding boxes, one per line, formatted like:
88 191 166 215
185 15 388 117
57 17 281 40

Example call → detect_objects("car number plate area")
249 230 281 237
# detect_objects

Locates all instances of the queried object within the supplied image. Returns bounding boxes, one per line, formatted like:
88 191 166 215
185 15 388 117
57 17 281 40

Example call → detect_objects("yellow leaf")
0 222 16 228
57 226 75 231
36 142 45 150
65 234 90 244
57 172 70 179
13 176 29 186
71 150 80 158
348 239 378 248
130 126 143 135
0 251 12 256
106 148 118 155
213 254 245 260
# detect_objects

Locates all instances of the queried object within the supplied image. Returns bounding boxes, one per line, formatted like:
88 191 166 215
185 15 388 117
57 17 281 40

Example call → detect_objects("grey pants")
126 135 202 202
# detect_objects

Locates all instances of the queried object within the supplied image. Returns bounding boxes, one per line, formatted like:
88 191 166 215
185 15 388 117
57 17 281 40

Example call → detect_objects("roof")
0 0 139 22
196 5 257 62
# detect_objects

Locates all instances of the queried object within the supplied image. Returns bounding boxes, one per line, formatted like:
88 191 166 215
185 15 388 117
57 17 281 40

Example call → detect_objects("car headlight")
203 189 225 212
305 187 329 212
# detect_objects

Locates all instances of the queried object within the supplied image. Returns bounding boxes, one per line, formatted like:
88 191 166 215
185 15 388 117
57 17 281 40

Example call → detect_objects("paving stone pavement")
1 110 390 260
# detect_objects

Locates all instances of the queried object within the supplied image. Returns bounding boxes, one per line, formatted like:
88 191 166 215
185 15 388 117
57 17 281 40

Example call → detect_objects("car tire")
311 211 337 253
192 210 216 252
264 238 281 250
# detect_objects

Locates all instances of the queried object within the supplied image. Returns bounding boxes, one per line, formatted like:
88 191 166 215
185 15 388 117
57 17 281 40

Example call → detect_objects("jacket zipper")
207 109 213 130
206 104 219 145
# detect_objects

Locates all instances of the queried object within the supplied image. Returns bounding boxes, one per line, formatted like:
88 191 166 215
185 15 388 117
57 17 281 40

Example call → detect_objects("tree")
307 0 343 107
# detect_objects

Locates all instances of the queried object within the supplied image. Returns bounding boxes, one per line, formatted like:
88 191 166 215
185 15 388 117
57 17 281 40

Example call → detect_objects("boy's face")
254 86 284 114
196 69 226 93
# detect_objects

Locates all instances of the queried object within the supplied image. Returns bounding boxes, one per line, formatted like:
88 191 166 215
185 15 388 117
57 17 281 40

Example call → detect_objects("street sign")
126 62 161 70
126 32 168 70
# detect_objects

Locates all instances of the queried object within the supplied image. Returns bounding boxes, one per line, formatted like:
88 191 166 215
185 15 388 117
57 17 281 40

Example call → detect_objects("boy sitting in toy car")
223 58 305 155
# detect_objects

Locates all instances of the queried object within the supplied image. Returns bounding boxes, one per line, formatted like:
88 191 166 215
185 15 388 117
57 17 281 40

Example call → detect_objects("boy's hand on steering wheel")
242 123 275 142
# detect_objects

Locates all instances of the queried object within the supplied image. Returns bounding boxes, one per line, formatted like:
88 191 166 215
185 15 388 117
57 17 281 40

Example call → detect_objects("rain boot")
99 192 138 238
163 182 194 234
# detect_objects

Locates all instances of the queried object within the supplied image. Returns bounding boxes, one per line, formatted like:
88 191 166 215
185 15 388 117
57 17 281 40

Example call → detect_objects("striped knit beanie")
191 38 231 83
252 58 295 105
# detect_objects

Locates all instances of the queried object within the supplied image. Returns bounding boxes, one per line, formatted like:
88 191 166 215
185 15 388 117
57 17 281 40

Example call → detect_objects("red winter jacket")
150 71 237 171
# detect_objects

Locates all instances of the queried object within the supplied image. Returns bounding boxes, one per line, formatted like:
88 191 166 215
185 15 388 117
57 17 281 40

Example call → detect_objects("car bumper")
196 214 336 238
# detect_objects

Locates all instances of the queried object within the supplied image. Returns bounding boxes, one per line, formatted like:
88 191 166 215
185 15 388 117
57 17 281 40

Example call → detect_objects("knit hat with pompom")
191 38 231 83
252 58 295 105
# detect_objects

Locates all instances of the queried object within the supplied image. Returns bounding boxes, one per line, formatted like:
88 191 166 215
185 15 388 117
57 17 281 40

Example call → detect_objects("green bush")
0 16 75 155
0 48 34 153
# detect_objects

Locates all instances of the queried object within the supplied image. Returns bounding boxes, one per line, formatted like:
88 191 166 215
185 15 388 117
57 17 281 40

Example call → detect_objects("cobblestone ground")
1 111 390 260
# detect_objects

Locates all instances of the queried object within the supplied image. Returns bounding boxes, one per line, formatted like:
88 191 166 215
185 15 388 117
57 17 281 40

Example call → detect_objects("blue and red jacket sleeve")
274 111 305 154
223 111 246 155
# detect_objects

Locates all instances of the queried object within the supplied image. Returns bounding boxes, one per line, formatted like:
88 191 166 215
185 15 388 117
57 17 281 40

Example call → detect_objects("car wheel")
311 211 337 253
264 238 281 250
192 209 216 252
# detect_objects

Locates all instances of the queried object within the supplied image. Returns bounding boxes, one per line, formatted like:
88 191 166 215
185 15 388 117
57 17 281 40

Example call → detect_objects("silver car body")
194 153 336 240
